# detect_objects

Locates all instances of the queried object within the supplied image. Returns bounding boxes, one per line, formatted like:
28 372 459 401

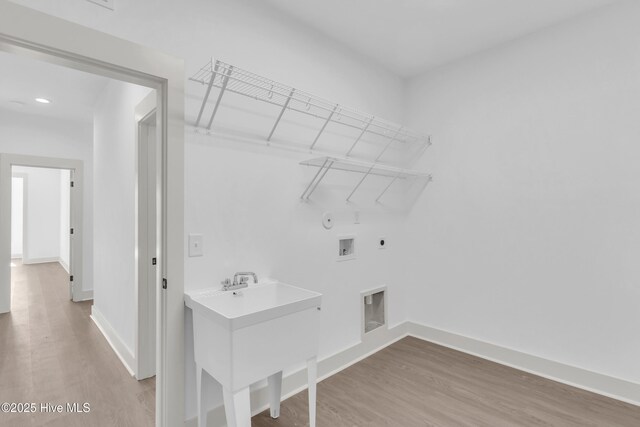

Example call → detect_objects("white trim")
406 321 640 407
186 320 639 426
11 172 26 262
135 91 158 381
58 257 70 274
22 256 60 265
74 289 93 302
91 305 135 377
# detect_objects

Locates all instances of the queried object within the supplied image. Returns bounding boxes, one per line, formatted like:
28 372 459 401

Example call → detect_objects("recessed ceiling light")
35 98 51 104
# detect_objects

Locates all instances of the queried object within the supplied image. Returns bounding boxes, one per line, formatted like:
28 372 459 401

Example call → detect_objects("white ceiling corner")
262 0 621 77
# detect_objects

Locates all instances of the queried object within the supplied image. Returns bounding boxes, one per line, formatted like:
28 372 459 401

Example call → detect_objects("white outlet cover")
322 212 334 229
378 237 387 249
87 0 115 10
188 234 204 257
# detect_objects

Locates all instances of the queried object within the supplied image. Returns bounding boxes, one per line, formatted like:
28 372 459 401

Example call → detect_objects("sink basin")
184 280 322 330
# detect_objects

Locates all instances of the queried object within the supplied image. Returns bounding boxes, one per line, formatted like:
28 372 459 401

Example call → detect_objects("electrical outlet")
378 237 387 249
188 234 203 257
87 0 115 11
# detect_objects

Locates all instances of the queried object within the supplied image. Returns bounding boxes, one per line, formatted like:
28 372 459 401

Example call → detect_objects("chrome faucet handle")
233 272 258 285
221 278 231 289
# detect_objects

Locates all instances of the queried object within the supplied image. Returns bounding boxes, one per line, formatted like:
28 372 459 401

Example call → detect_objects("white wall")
0 108 93 290
93 79 152 357
12 166 61 263
10 176 23 258
59 169 70 271
404 0 640 384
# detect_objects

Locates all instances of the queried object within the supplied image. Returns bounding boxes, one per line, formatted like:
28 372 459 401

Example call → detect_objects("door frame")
0 2 185 426
0 155 84 301
136 91 158 380
10 172 27 260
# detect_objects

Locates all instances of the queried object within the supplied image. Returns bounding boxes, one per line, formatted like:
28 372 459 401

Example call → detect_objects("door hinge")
70 275 74 282
70 181 74 188
162 278 167 289
70 228 74 235
152 257 157 265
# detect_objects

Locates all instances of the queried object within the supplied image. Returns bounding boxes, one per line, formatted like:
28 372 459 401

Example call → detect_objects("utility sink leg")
223 386 251 427
268 371 283 418
307 357 318 427
196 364 206 427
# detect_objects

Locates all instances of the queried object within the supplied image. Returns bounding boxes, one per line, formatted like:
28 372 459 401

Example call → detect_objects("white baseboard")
58 258 69 273
22 256 59 265
184 321 640 426
90 305 135 377
74 288 93 302
406 321 640 407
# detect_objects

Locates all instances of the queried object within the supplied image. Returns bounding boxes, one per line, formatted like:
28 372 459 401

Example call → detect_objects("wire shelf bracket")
300 156 432 203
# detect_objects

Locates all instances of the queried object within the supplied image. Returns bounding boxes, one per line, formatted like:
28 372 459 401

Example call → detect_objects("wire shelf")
190 59 432 162
299 156 432 202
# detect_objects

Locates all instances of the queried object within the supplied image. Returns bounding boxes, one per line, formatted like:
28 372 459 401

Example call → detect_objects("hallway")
0 261 154 427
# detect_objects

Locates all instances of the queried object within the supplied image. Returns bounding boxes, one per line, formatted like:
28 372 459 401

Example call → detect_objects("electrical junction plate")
322 212 333 229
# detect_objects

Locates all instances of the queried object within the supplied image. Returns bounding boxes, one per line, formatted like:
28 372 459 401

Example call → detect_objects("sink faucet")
234 272 258 286
221 272 258 291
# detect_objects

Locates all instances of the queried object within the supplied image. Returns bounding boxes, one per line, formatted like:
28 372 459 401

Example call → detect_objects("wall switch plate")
87 0 115 10
188 234 203 257
354 211 360 224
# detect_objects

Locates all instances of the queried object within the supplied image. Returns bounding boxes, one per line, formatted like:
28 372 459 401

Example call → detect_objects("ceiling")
0 0 621 119
263 0 621 77
0 51 110 122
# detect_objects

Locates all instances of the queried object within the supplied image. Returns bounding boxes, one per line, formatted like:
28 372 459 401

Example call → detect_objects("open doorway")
11 165 74 299
0 52 160 424
2 155 85 302
0 3 185 424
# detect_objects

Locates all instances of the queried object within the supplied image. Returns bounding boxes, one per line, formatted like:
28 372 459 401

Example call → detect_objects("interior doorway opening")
1 155 84 303
11 165 73 297
0 3 185 424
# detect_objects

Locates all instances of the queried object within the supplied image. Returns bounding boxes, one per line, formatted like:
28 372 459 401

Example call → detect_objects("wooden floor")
0 261 154 427
253 337 640 427
5 262 638 426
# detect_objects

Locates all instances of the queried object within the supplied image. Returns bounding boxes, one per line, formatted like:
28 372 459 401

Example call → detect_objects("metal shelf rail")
190 59 432 162
300 156 432 202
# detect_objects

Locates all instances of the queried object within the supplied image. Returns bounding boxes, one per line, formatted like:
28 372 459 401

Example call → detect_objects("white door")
137 109 158 379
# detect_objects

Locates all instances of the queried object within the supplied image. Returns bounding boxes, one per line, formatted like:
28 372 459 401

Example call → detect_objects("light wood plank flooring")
0 261 154 427
253 336 640 426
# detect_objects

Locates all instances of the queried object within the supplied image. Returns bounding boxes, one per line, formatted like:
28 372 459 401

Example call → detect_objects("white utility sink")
185 280 321 331
185 280 322 427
